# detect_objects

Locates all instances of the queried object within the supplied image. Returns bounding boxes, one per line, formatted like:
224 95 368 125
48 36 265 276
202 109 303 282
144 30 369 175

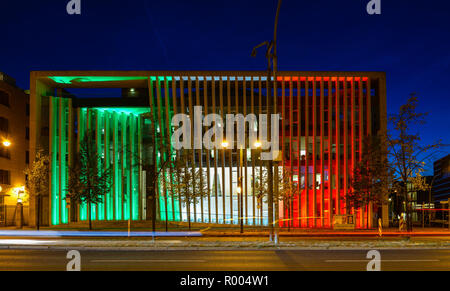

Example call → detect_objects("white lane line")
325 259 440 263
91 259 206 263
0 239 58 245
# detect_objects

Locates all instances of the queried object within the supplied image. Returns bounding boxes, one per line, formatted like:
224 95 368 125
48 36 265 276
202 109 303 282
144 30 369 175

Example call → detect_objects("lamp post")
221 140 244 233
251 0 282 242
237 172 243 234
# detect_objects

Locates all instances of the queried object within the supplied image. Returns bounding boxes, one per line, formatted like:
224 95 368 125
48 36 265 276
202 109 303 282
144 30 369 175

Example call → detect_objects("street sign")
332 214 356 230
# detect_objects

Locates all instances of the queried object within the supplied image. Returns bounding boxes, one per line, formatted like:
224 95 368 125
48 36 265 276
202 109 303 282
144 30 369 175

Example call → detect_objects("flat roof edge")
30 70 386 77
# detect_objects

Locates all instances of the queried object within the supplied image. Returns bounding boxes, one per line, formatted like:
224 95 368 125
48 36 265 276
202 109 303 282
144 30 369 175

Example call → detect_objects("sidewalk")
0 225 449 238
1 225 450 250
1 235 450 251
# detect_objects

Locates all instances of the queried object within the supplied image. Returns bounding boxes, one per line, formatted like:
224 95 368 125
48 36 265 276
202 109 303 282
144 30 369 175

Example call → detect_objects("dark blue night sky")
1 0 449 170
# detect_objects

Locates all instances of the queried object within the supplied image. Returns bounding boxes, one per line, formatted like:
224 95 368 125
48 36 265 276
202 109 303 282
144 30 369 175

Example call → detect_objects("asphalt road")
0 249 448 271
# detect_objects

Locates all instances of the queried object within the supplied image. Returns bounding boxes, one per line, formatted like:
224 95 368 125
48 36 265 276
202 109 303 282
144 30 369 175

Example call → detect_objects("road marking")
325 259 440 263
90 259 206 263
0 239 58 245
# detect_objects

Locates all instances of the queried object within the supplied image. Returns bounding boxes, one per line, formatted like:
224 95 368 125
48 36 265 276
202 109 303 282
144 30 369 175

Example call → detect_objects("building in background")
29 71 387 228
433 154 450 202
432 154 450 226
409 176 434 226
0 72 30 226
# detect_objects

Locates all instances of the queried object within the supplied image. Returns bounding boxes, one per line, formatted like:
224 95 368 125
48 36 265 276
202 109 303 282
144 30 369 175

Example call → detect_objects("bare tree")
255 166 296 230
24 148 49 230
387 94 445 231
170 150 208 230
67 132 112 230
348 135 392 228
122 144 171 232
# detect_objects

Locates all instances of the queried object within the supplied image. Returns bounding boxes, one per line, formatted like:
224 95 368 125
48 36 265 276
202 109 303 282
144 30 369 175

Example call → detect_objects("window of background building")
0 117 8 133
0 91 9 107
26 150 29 164
0 170 10 185
26 127 29 140
0 147 10 159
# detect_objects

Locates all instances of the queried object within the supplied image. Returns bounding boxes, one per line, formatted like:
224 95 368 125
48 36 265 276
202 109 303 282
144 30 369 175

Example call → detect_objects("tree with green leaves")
67 132 112 230
387 94 445 231
24 148 49 230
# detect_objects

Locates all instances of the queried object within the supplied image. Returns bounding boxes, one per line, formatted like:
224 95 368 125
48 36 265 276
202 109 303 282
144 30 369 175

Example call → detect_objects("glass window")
0 117 8 133
0 170 10 185
0 91 9 107
0 147 10 159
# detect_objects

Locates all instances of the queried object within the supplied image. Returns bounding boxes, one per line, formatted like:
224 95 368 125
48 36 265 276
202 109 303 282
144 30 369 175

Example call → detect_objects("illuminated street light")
2 140 11 147
221 140 229 148
254 140 262 148
13 186 25 202
236 186 242 194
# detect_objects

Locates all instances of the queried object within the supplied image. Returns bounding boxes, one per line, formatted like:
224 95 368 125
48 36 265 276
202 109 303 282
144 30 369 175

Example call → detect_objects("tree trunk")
403 185 413 232
187 200 191 231
367 203 370 229
289 197 294 232
145 168 157 232
152 184 157 232
88 200 92 230
36 194 40 231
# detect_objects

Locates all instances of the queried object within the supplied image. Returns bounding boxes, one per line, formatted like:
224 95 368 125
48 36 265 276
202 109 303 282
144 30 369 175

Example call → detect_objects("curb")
202 233 450 238
2 245 450 251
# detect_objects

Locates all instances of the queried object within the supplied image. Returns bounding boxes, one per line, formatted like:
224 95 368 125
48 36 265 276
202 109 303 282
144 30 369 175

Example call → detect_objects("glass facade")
42 72 385 228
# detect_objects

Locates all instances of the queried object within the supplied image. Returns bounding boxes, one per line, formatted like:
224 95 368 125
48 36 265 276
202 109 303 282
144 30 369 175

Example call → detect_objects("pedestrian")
399 215 404 232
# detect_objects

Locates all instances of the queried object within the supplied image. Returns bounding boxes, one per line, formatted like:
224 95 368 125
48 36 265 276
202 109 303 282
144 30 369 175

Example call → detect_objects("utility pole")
251 0 282 242
272 0 282 244
239 148 244 234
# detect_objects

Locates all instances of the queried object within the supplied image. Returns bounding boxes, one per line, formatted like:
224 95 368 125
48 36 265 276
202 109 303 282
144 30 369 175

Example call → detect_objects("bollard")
378 218 382 237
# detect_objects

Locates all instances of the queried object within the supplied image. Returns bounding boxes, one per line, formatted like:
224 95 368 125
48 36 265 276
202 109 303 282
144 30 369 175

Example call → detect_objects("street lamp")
251 0 282 243
237 172 244 234
254 140 262 149
2 140 11 147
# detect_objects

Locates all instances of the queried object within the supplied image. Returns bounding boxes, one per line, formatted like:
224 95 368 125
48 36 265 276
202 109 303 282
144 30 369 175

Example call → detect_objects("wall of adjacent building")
0 73 30 226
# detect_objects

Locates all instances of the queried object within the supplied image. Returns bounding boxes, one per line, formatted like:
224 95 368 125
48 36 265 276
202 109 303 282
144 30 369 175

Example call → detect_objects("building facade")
433 154 450 202
0 72 30 226
30 71 387 228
